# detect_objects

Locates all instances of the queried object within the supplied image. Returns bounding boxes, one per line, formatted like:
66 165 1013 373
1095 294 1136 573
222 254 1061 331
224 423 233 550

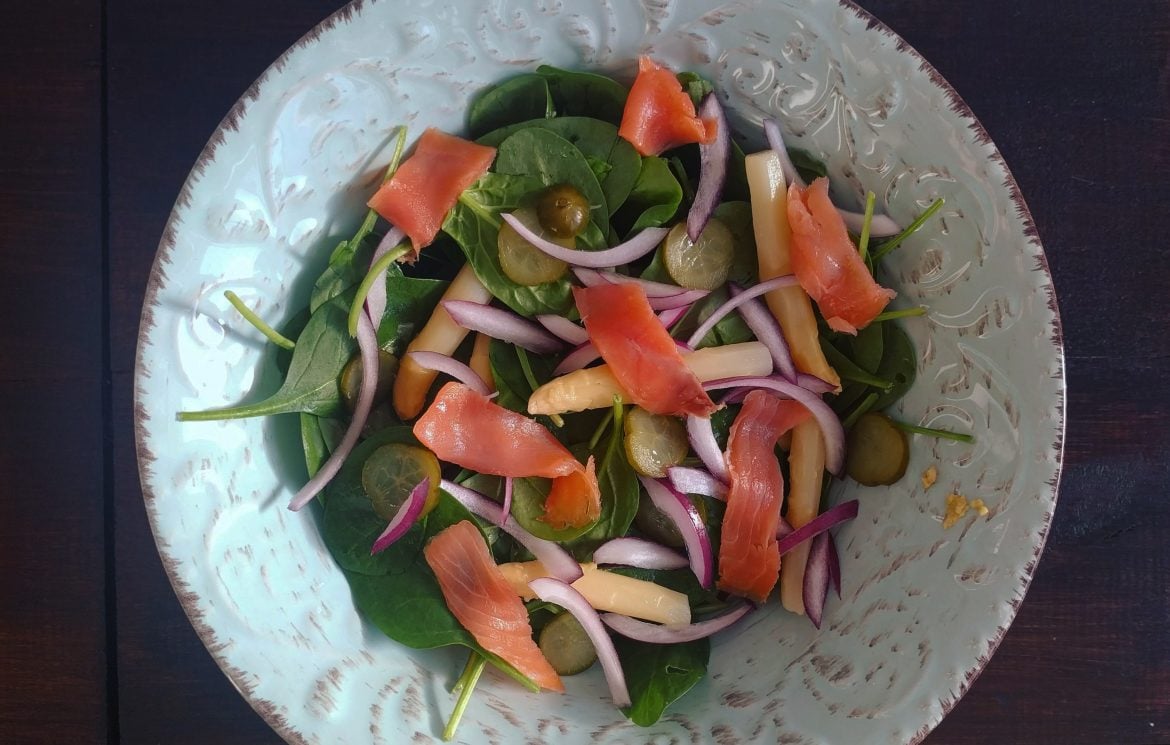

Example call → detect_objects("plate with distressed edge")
134 1 1065 742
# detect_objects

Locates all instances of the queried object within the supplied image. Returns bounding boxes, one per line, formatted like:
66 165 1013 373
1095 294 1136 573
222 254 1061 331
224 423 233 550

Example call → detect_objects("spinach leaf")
377 265 449 353
848 322 885 375
488 338 556 414
478 116 641 215
871 321 917 410
467 73 555 138
569 403 638 549
508 476 595 542
723 141 752 203
300 413 328 479
708 404 740 451
614 635 710 726
444 172 575 316
536 65 628 124
609 566 723 611
713 201 759 286
790 148 828 183
495 127 610 228
676 71 713 109
613 156 684 235
311 237 372 312
178 293 355 421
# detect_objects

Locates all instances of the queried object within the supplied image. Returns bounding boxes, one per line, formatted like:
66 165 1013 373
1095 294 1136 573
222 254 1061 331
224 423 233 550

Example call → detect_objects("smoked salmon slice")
413 382 600 529
786 178 896 334
717 390 812 603
424 520 564 692
618 56 717 156
574 283 717 418
368 128 496 255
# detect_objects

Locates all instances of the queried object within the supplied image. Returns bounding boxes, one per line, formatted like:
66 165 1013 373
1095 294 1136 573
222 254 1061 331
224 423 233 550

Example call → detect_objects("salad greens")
181 62 963 738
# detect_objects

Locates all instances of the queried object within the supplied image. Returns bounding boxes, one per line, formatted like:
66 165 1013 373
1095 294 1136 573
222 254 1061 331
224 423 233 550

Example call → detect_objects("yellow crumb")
921 465 939 490
942 493 989 528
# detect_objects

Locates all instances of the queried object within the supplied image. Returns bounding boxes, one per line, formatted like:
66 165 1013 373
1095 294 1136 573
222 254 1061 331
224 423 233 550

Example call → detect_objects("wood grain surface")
1 0 1167 742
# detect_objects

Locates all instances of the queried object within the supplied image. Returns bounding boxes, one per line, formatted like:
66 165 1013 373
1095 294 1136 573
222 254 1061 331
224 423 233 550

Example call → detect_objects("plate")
134 1 1065 742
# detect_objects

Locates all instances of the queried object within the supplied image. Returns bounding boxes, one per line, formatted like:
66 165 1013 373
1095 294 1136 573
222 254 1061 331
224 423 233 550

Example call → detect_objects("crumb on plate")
921 465 938 490
942 492 989 529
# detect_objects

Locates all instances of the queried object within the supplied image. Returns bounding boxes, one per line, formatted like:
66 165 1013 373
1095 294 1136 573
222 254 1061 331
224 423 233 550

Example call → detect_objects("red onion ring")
687 93 729 242
370 477 429 554
593 537 688 570
503 212 668 268
776 499 860 552
827 532 842 598
500 476 514 528
796 373 838 394
639 476 714 589
440 479 583 584
364 226 405 326
686 276 799 349
727 283 798 382
703 376 846 476
552 342 601 376
686 414 729 484
442 300 563 354
288 312 379 511
406 351 491 395
535 314 589 346
665 466 728 500
528 578 631 707
656 305 691 330
601 602 752 643
840 210 901 238
802 532 832 629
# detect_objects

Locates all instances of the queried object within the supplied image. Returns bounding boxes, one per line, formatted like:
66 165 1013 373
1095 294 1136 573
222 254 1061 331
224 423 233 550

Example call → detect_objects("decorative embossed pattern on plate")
135 1 1064 743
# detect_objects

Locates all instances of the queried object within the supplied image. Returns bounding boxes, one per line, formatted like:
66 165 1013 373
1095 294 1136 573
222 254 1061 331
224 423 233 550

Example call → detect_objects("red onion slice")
727 283 798 382
687 93 729 241
504 212 668 268
827 532 842 598
572 268 708 311
536 314 589 346
840 210 901 238
776 499 860 552
796 373 837 394
442 300 563 354
802 532 832 629
666 466 728 500
686 414 729 484
528 578 631 707
703 376 846 475
365 226 405 326
639 476 714 588
406 351 491 395
763 118 807 189
717 387 751 405
686 276 798 349
601 602 752 643
440 479 583 584
553 342 601 376
777 516 794 539
593 537 688 570
500 476 514 528
656 305 691 330
288 313 379 511
370 477 429 554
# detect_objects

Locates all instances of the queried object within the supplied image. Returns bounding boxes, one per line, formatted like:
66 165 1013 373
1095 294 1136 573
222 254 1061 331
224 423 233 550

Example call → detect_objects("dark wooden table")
2 0 1167 742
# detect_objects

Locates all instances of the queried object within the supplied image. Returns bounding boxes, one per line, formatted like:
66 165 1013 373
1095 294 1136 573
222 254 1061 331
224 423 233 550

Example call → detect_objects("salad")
179 58 967 737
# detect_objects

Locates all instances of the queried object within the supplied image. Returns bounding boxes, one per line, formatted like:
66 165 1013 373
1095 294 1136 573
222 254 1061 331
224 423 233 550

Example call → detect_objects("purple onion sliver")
500 476 514 528
666 466 728 500
288 313 379 511
536 314 589 346
703 376 845 475
504 212 668 269
777 515 794 539
763 118 806 189
646 289 709 312
775 499 860 552
528 578 631 707
687 93 729 242
601 603 752 643
406 351 491 395
593 537 688 571
440 479 583 584
573 268 691 298
442 300 563 354
728 284 797 381
802 532 832 629
839 209 901 238
717 387 751 405
553 343 601 376
686 275 798 349
639 476 714 588
686 415 728 483
370 477 429 554
827 532 842 598
796 372 837 394
365 226 405 326
656 305 691 330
